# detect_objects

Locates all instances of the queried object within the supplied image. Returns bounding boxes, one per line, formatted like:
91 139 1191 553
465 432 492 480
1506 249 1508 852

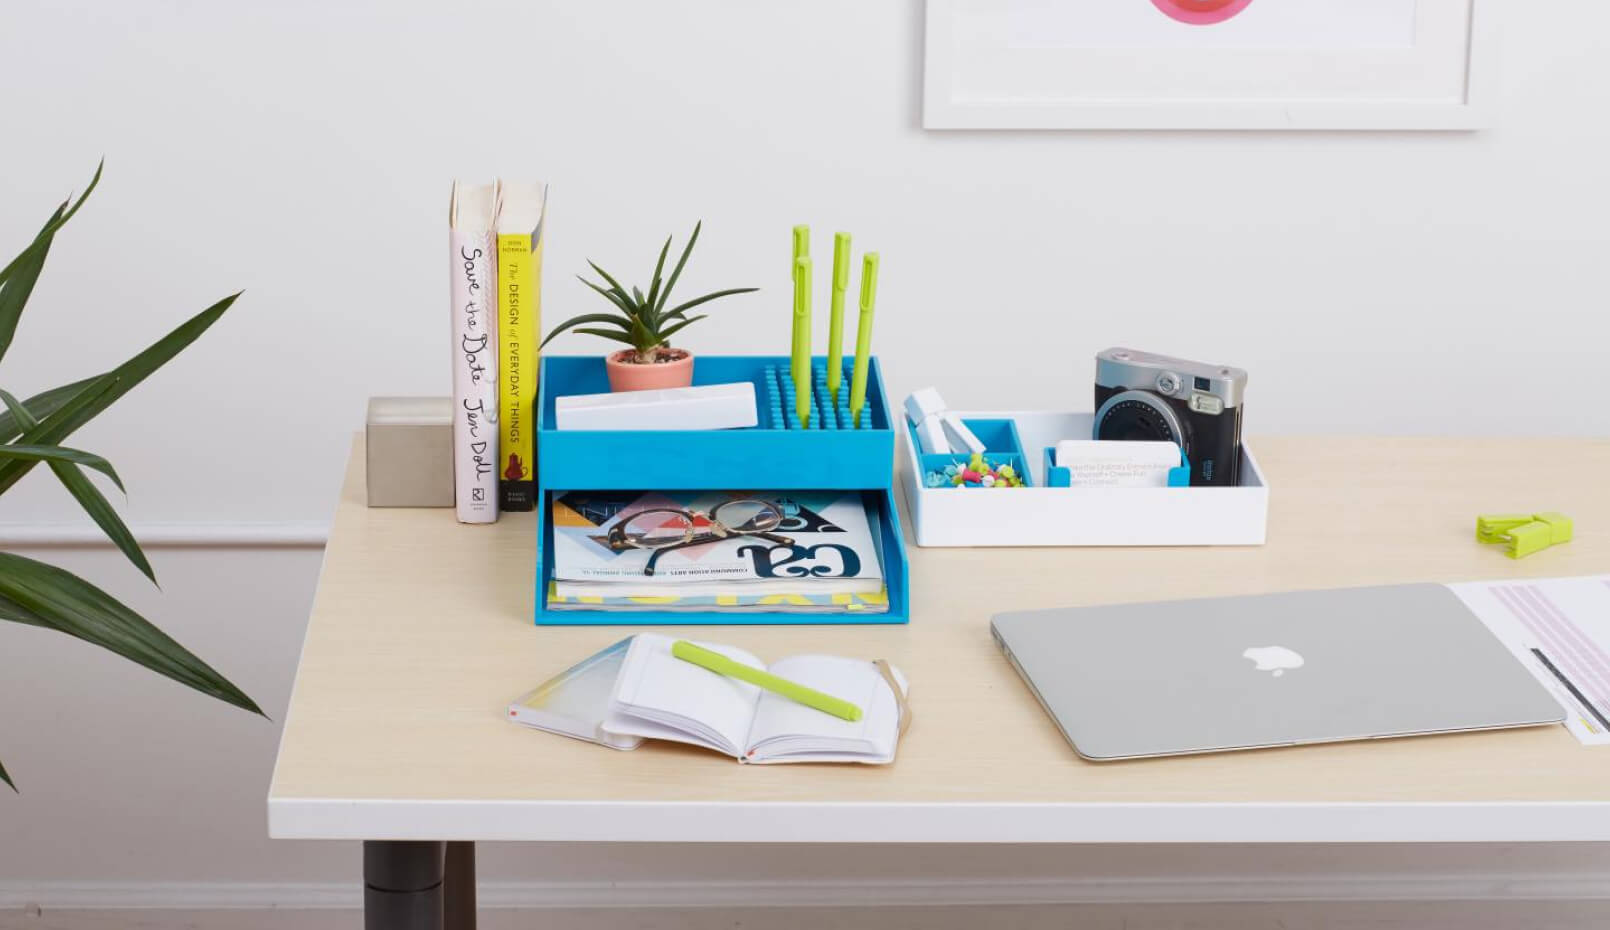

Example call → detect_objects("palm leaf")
665 286 759 318
0 376 99 444
0 387 36 428
0 443 124 491
0 291 237 495
538 312 631 350
0 552 261 717
0 754 12 791
0 160 104 285
0 375 117 494
0 206 64 364
47 460 155 584
0 162 102 361
0 386 151 580
654 221 701 316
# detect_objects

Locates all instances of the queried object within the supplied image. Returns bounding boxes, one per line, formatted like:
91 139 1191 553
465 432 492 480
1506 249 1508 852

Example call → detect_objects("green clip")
1476 511 1574 559
1476 513 1534 544
1533 511 1574 545
1503 521 1554 559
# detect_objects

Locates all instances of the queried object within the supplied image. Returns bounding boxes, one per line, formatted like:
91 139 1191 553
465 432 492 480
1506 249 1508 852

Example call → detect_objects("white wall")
3 0 1610 915
2 0 1609 528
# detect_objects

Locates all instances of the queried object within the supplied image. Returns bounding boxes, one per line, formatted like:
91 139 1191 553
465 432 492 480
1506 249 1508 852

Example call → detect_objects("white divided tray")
900 410 1269 547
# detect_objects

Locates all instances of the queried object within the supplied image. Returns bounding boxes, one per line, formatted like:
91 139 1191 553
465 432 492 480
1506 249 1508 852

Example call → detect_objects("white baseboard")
5 872 1610 912
0 521 328 548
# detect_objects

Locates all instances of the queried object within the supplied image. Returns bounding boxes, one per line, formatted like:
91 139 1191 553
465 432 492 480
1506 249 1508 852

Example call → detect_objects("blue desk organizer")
533 355 908 625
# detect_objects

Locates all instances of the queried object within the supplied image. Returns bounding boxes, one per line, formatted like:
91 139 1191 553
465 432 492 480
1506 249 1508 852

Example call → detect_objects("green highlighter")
672 640 863 722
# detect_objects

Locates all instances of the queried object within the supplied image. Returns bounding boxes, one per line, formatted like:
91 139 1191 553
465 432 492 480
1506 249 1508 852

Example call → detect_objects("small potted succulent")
542 222 758 392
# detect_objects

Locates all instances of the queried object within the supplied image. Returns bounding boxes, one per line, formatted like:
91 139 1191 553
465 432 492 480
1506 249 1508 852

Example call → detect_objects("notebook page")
744 655 906 762
605 633 763 756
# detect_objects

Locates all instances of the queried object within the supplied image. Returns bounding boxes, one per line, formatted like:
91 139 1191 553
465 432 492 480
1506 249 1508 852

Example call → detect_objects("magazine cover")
549 490 884 598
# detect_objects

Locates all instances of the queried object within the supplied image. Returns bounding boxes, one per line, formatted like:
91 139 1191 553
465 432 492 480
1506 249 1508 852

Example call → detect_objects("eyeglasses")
606 498 795 577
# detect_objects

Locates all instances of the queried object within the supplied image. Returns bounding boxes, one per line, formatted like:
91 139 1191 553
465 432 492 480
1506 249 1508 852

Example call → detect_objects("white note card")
1054 440 1180 488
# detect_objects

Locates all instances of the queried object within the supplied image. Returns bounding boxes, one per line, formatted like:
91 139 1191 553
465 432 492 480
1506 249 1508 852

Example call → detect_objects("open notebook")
508 633 910 764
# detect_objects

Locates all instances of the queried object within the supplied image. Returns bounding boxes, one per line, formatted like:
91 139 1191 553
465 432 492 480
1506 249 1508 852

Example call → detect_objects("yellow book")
495 182 546 511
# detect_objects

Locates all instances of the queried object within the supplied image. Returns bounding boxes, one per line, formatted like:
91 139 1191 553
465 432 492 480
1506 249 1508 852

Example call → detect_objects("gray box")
366 397 453 508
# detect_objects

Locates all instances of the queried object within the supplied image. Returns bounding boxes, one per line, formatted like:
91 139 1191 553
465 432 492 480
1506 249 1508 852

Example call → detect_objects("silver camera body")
1093 348 1248 487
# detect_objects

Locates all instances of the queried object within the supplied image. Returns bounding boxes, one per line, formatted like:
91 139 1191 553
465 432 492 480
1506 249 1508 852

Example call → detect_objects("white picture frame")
923 0 1497 130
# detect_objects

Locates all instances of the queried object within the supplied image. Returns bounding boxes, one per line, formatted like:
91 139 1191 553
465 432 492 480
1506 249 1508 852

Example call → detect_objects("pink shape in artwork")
1150 0 1256 26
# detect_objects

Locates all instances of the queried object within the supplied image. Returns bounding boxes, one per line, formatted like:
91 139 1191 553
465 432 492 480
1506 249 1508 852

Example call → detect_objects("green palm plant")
0 164 262 791
540 221 757 363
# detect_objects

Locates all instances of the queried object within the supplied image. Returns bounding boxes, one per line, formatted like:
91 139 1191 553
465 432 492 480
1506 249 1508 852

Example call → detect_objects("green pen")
672 640 863 722
849 252 879 428
792 255 812 427
791 224 810 280
790 225 809 381
827 232 851 406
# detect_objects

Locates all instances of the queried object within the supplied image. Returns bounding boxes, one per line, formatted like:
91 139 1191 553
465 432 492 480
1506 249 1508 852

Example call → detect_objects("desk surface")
269 436 1610 843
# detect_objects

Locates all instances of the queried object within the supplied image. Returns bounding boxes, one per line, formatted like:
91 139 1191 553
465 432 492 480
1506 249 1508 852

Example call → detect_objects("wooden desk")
268 436 1610 928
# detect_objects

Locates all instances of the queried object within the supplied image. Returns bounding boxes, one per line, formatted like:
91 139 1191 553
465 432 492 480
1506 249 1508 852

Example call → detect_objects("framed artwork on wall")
923 0 1496 130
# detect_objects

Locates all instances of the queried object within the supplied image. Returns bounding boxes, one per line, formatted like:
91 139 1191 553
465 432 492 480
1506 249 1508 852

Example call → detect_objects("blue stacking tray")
533 354 908 625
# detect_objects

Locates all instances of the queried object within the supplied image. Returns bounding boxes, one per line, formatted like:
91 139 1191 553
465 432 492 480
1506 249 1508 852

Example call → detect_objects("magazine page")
549 490 884 591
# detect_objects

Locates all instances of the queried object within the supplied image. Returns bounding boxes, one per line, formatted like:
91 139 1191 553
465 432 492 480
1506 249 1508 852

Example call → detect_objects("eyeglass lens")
619 510 693 548
711 499 783 534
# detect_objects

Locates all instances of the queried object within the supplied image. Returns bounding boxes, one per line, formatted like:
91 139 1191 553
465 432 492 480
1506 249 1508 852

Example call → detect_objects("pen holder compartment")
761 360 862 430
539 354 894 491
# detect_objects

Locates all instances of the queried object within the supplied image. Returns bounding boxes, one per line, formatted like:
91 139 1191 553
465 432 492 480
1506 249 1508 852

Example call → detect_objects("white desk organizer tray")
900 411 1269 547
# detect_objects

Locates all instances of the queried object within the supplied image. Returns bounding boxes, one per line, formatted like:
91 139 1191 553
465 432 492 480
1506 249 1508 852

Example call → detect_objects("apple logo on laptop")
1242 645 1303 677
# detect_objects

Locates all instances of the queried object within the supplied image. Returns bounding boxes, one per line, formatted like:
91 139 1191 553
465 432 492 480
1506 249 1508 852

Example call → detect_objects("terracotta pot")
605 348 695 392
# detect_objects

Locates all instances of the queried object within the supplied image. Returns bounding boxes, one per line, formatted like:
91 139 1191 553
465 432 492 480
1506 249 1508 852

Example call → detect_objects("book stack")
448 179 547 523
545 490 889 616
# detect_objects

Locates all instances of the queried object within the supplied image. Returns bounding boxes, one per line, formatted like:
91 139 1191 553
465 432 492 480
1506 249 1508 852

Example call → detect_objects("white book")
448 180 500 523
508 634 910 765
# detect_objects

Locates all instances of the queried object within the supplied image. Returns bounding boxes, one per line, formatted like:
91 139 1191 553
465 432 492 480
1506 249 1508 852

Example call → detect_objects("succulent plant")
542 222 757 364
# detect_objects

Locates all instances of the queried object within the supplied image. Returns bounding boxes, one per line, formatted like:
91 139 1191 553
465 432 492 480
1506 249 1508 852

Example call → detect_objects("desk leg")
364 840 445 930
444 841 478 930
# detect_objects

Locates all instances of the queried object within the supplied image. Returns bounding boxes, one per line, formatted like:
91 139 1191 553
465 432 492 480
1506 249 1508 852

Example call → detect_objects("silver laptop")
991 584 1564 760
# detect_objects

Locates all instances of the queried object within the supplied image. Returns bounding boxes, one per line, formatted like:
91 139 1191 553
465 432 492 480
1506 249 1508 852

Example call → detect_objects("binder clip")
1476 512 1573 559
903 388 984 456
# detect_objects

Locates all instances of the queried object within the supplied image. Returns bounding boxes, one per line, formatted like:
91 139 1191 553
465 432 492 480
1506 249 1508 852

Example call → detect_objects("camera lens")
1100 401 1177 443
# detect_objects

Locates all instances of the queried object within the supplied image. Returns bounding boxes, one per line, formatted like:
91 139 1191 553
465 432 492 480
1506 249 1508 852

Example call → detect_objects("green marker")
827 232 851 406
672 640 863 722
792 255 812 427
849 252 879 428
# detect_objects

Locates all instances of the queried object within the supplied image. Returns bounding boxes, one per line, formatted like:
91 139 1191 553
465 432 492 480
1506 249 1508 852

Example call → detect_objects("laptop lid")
991 583 1565 761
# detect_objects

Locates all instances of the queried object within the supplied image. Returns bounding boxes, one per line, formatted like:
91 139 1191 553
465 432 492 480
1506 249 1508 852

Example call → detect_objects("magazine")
548 490 886 612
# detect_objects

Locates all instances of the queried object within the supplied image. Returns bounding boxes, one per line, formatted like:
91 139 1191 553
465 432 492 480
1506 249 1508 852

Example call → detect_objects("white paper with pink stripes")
1449 575 1610 746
